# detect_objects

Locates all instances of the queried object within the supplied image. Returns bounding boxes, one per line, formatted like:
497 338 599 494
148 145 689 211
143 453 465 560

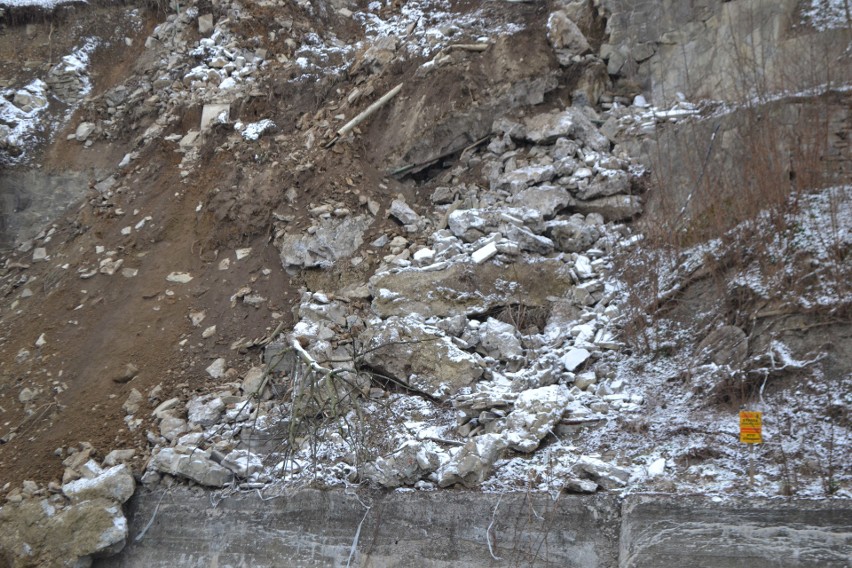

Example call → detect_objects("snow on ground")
0 0 81 8
802 0 852 31
0 79 49 160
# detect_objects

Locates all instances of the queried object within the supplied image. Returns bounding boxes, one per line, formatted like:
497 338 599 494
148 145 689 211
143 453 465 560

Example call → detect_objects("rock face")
696 325 748 367
601 0 852 102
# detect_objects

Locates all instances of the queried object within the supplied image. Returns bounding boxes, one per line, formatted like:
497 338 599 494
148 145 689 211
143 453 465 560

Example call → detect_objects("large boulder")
361 315 484 400
0 497 128 567
150 448 234 487
437 433 507 488
507 109 610 152
370 259 575 319
503 384 571 452
360 441 442 488
61 464 135 504
277 215 372 271
511 185 575 218
448 207 546 242
573 195 642 221
547 10 591 65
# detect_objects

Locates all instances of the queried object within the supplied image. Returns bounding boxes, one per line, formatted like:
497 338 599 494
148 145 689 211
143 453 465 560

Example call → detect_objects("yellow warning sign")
739 411 762 444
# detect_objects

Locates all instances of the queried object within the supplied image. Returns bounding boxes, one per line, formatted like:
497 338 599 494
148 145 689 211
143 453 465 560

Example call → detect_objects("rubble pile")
0 0 849 565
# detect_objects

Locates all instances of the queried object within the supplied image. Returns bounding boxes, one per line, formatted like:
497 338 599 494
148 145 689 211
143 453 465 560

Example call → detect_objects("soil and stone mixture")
0 0 849 565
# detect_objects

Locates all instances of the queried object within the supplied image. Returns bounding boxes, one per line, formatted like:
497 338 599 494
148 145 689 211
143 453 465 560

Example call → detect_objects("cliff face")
0 0 849 565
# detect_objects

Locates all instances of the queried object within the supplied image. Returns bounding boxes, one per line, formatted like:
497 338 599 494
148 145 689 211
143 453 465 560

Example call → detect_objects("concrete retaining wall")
95 489 851 567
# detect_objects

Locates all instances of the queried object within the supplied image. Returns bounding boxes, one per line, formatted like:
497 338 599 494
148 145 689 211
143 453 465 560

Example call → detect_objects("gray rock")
206 358 226 379
389 198 421 228
187 396 225 427
447 207 545 242
241 367 271 400
511 185 574 218
102 449 136 467
478 318 523 361
503 224 555 254
493 164 556 192
522 109 610 152
574 456 631 490
573 195 642 221
564 477 599 493
562 348 591 372
0 497 127 567
277 215 373 270
75 122 96 142
370 259 574 319
547 217 602 252
151 448 234 487
360 441 441 488
13 90 47 113
576 170 631 200
437 433 507 487
159 416 188 442
221 450 263 479
696 325 748 367
122 388 143 415
547 11 591 65
362 315 484 400
503 384 571 452
198 13 214 35
62 464 136 504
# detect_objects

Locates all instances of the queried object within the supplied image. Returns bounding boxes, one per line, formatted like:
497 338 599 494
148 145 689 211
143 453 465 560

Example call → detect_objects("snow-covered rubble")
124 71 659 495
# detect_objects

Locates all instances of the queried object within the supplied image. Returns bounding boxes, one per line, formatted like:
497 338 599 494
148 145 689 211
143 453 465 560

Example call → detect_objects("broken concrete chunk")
471 241 498 264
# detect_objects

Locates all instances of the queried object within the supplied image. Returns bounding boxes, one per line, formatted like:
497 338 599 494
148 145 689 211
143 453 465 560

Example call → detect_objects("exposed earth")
0 0 849 565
